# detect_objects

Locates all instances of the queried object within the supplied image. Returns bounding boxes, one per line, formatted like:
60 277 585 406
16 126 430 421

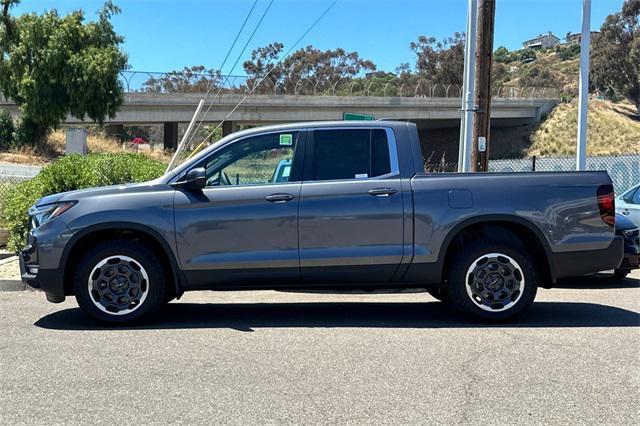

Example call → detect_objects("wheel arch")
439 215 555 287
61 222 184 296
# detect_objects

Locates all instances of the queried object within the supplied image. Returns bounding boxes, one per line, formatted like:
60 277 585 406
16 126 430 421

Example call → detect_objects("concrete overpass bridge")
0 92 558 152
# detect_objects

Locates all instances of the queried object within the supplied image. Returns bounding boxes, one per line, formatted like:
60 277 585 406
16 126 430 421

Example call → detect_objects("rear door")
298 127 405 283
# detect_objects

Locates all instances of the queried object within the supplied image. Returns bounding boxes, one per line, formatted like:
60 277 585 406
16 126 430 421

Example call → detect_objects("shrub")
555 43 580 61
0 109 15 149
520 49 537 62
0 153 166 252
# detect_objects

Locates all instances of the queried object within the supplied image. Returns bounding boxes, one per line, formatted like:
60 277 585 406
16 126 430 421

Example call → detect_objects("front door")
174 130 304 289
298 128 405 283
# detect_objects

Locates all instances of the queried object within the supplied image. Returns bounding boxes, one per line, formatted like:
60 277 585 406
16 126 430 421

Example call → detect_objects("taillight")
597 184 615 227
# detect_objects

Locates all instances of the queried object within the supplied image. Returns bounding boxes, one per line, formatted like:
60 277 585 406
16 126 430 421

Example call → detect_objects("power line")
190 0 257 108
185 0 275 149
167 0 260 171
189 0 339 157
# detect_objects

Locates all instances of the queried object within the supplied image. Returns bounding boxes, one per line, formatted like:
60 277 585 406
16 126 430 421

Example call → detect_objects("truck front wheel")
446 238 538 320
73 240 167 324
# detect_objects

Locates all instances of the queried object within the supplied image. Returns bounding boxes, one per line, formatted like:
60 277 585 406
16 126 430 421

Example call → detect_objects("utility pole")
471 0 496 172
458 0 478 172
576 0 591 171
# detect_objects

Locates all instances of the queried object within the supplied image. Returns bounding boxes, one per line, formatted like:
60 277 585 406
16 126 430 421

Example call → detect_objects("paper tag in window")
355 173 368 179
279 134 293 146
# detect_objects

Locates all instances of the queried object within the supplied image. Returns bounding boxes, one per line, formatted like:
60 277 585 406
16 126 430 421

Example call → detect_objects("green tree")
591 0 640 115
0 0 128 145
409 33 465 86
142 65 222 93
242 43 377 94
242 42 285 93
0 109 14 148
494 46 510 63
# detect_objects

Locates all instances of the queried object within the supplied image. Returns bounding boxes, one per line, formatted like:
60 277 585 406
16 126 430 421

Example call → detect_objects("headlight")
29 201 77 228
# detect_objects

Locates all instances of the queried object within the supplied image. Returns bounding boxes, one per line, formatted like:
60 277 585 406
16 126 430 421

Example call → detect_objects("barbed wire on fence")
119 70 559 99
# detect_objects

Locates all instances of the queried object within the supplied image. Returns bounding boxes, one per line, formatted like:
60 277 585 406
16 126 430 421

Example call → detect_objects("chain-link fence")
0 167 39 212
424 154 640 194
490 154 640 193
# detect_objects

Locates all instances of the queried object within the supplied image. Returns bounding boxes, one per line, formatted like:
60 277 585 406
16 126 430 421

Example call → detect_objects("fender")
435 214 556 282
60 221 185 295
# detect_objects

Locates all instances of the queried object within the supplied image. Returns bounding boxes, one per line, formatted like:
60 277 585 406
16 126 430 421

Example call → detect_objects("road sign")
343 112 375 121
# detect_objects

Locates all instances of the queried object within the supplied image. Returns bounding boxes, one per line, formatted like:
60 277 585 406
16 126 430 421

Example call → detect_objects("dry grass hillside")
527 100 640 157
495 48 581 99
0 130 170 165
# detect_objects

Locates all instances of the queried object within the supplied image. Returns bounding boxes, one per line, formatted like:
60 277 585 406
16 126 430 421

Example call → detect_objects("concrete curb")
0 255 18 266
0 279 27 291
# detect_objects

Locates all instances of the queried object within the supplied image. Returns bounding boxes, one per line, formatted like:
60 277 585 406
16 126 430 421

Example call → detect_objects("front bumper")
619 252 640 271
20 220 72 303
616 228 640 272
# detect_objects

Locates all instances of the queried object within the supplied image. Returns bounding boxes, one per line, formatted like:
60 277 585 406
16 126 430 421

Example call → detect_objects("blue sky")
12 0 624 74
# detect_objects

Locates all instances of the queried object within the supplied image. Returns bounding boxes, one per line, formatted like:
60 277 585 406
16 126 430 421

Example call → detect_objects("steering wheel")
220 170 232 185
208 170 233 186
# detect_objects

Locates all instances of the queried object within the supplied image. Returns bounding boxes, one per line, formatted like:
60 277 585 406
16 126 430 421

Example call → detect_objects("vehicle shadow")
35 301 640 332
555 274 639 289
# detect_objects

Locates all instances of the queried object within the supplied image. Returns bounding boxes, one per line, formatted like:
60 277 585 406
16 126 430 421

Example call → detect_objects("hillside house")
522 32 561 49
565 31 600 44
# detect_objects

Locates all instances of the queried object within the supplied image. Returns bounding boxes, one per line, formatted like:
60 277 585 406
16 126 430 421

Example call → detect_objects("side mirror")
172 167 206 191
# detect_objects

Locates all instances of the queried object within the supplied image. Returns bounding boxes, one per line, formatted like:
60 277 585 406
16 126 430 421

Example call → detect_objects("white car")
617 184 640 227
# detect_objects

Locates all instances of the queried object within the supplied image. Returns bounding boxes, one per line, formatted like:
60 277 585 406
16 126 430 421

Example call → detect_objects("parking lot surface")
1 272 639 425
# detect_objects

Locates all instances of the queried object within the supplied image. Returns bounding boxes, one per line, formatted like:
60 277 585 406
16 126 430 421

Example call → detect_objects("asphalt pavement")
1 272 638 425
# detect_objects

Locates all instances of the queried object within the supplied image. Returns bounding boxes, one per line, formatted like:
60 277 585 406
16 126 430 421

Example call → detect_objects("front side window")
622 186 639 204
204 132 298 187
310 129 392 181
632 187 640 205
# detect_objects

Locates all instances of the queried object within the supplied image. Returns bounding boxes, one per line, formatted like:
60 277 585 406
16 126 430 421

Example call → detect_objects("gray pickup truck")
21 121 623 324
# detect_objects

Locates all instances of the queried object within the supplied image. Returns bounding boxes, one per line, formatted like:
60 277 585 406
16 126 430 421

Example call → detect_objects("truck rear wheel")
73 240 167 324
447 238 538 320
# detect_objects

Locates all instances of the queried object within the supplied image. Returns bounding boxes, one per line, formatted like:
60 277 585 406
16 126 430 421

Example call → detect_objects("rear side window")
310 129 392 181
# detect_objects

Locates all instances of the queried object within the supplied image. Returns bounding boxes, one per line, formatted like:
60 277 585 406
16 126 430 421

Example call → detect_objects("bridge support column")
164 122 178 150
105 124 124 142
222 121 236 137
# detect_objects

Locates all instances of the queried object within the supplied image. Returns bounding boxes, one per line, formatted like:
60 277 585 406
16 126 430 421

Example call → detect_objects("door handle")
265 193 294 203
622 209 630 215
368 187 397 197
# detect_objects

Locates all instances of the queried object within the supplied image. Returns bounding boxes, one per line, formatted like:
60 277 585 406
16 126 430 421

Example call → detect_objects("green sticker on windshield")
279 134 293 146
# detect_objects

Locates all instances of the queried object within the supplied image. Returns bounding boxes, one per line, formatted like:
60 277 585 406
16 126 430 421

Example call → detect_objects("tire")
73 240 167 324
427 286 450 303
613 270 629 281
447 237 539 321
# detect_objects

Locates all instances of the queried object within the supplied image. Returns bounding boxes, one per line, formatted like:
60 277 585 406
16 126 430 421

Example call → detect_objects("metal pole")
459 0 478 172
576 0 591 171
458 0 475 171
166 99 205 173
